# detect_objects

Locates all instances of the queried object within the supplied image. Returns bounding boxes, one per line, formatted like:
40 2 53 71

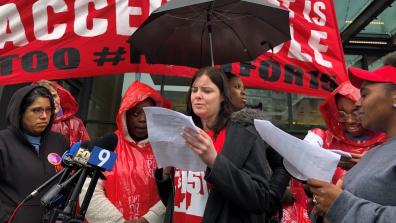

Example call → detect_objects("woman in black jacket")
0 85 69 223
156 67 289 223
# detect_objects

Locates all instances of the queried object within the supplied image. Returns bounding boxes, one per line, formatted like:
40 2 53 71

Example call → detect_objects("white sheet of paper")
254 120 340 182
329 149 352 158
143 107 206 171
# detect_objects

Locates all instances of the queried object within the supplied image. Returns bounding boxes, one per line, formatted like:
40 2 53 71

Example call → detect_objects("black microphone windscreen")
80 140 92 150
92 133 118 152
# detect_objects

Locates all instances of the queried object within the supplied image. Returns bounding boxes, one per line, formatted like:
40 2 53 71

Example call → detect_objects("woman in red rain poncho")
282 81 387 223
36 80 90 145
80 81 172 223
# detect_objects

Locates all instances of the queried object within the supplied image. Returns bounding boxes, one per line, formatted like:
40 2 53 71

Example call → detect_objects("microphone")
63 133 118 216
27 169 66 200
68 134 118 171
6 141 91 223
61 141 82 167
40 169 84 207
86 132 118 171
26 141 85 201
40 133 118 217
79 133 118 217
41 141 92 207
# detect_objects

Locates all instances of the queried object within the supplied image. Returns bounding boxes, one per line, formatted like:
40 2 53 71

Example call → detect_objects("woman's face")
336 96 365 136
49 88 61 114
191 74 223 127
21 96 52 135
229 77 246 111
126 98 154 141
356 82 395 133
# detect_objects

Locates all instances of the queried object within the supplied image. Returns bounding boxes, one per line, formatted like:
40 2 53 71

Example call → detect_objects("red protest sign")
0 0 346 97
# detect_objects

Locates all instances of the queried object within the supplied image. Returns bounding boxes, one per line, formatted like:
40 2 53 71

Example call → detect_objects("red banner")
0 0 347 97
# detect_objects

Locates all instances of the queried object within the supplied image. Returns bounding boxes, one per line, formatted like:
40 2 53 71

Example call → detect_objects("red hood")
116 81 172 140
53 82 79 122
319 81 386 147
105 81 170 220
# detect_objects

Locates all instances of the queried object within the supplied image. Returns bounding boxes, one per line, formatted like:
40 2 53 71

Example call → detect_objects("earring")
393 103 396 108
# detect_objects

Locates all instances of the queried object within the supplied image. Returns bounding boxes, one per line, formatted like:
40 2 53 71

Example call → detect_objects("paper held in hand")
329 149 352 163
143 107 206 172
254 120 341 182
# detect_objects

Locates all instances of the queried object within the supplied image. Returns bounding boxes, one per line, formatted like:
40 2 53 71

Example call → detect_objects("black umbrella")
129 0 290 68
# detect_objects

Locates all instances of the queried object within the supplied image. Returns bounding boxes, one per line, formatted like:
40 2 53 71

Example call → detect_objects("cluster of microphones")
19 133 118 223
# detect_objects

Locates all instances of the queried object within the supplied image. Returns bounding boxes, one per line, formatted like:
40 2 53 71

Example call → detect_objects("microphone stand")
41 169 82 207
45 168 107 222
63 168 88 216
46 168 88 223
79 169 105 218
7 169 67 223
29 169 66 199
43 134 117 222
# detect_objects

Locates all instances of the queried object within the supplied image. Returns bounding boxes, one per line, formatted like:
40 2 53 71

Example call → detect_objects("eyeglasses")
29 107 53 116
127 109 145 118
337 110 359 122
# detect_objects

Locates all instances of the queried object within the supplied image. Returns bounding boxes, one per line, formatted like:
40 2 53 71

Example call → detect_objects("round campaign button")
47 153 62 166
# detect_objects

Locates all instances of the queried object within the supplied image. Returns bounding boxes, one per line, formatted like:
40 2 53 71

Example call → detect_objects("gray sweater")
327 137 396 223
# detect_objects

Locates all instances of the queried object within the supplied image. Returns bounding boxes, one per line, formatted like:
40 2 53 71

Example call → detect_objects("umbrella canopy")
129 0 290 68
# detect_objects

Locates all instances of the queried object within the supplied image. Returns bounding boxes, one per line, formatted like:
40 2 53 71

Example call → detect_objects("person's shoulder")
228 120 259 140
231 108 272 135
226 121 269 158
47 131 69 146
0 128 9 135
67 115 83 122
0 128 15 141
231 108 269 127
0 129 10 149
65 116 86 127
47 130 65 137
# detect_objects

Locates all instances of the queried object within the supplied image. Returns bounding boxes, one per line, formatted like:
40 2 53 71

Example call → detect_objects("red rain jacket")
282 82 386 223
51 82 90 145
104 81 171 220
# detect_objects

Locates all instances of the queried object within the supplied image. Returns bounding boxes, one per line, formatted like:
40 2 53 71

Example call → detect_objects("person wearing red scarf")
156 67 288 223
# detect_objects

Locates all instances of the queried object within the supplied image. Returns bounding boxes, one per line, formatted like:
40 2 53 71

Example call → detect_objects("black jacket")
0 85 69 223
156 118 290 223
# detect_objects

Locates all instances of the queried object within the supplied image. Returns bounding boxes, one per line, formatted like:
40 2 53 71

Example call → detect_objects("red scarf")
173 128 226 223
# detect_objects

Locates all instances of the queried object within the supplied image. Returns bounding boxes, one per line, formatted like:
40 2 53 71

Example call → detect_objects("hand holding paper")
335 152 362 170
254 120 340 182
143 107 206 171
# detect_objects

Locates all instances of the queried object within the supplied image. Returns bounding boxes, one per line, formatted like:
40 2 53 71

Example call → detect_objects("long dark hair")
186 67 233 137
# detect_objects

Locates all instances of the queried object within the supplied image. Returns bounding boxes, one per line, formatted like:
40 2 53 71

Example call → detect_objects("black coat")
156 120 290 223
0 85 69 223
